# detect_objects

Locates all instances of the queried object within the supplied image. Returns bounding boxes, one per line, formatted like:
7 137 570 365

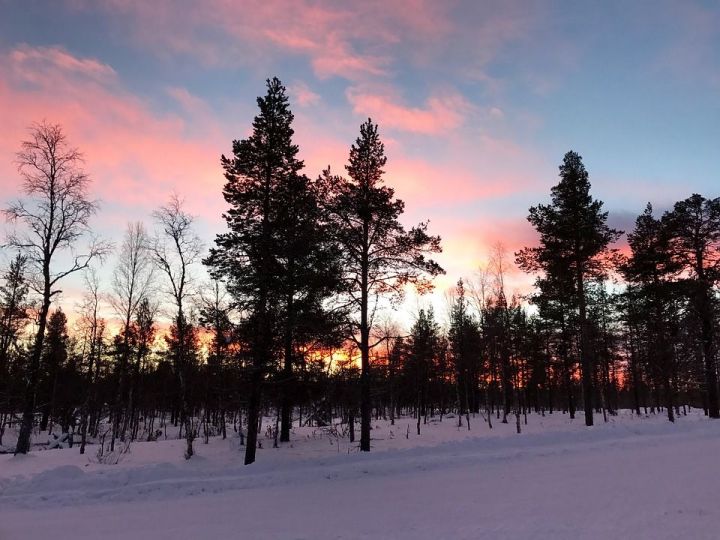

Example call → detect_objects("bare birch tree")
4 122 109 454
76 268 104 454
151 194 203 459
109 221 154 448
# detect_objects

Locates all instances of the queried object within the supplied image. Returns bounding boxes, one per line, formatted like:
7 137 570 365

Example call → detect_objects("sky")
1 0 719 327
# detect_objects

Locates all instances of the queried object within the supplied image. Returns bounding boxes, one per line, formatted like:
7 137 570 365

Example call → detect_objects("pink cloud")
73 0 452 80
289 92 547 215
346 88 473 135
0 38 554 323
166 87 210 116
262 28 389 79
288 81 321 107
0 46 226 232
9 44 117 81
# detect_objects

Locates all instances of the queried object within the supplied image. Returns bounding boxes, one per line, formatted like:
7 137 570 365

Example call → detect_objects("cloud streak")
9 44 117 81
347 88 473 135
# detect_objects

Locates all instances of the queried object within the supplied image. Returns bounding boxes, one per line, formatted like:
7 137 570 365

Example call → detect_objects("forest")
1 77 719 468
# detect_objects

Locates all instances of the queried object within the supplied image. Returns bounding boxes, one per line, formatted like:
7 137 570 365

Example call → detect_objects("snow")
1 410 719 539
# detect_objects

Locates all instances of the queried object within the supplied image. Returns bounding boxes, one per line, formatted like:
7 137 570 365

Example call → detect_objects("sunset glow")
3 4 720 538
2 1 718 323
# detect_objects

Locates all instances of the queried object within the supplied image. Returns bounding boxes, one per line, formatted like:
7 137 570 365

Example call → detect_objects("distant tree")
374 317 404 425
110 222 154 447
0 254 30 407
39 309 69 432
164 315 200 440
517 151 621 426
151 195 203 458
489 243 513 423
199 280 234 440
663 194 720 418
386 331 405 425
483 295 512 423
406 308 440 435
616 286 646 416
76 269 104 454
585 279 621 421
320 119 444 451
5 122 109 454
508 300 531 432
621 204 681 421
126 297 156 440
448 279 481 429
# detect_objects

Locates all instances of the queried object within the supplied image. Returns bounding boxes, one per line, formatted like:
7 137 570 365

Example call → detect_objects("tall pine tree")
517 151 621 426
621 204 681 421
663 194 720 418
321 119 444 451
206 78 337 463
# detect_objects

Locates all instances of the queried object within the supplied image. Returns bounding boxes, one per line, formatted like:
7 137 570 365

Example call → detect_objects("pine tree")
206 77 317 464
274 151 341 444
199 281 233 440
663 194 720 418
621 203 681 421
0 254 30 409
449 279 481 429
126 298 156 439
321 119 444 451
483 295 513 422
165 315 200 452
532 273 578 419
517 151 621 426
407 308 440 434
39 309 69 432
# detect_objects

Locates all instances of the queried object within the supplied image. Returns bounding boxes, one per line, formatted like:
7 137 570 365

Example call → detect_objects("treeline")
0 78 718 464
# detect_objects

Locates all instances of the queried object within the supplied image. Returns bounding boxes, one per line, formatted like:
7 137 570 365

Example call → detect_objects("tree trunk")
244 364 263 464
576 267 594 427
15 290 51 455
280 290 294 443
359 227 371 452
698 286 719 418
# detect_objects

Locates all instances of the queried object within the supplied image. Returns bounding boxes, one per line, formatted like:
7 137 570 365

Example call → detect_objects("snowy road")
2 413 719 539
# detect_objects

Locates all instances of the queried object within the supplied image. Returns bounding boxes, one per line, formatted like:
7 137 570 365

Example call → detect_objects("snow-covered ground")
2 410 719 539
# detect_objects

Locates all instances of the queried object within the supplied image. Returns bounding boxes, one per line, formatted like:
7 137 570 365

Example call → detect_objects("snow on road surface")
1 411 719 539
